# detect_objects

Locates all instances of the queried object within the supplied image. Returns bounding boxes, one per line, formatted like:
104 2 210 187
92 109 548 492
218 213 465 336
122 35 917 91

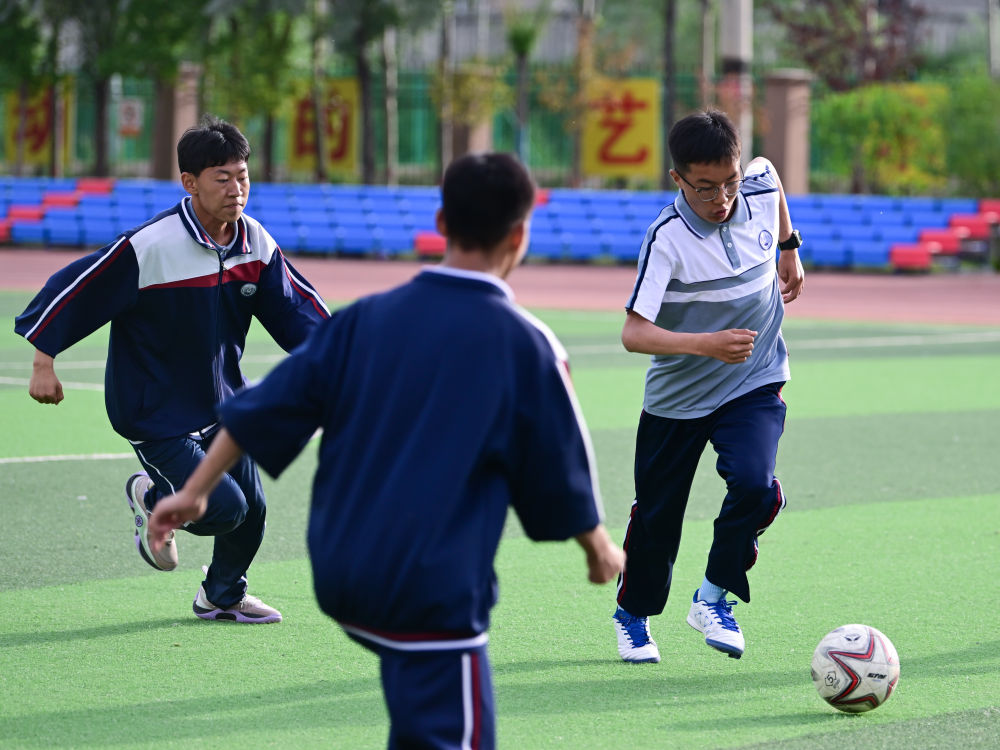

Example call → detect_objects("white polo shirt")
624 158 790 419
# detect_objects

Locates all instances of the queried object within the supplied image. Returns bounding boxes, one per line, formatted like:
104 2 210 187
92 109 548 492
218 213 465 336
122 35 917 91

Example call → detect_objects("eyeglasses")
678 171 745 202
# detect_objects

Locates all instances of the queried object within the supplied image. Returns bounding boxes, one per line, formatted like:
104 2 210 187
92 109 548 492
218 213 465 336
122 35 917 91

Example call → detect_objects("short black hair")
177 116 251 176
440 152 535 251
668 109 741 175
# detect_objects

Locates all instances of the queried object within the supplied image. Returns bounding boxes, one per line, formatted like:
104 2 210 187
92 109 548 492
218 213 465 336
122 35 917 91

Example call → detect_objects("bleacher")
0 175 996 271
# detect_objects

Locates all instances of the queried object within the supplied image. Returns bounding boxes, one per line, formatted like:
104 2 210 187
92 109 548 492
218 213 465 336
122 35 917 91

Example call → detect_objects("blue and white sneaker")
613 606 660 663
686 590 744 659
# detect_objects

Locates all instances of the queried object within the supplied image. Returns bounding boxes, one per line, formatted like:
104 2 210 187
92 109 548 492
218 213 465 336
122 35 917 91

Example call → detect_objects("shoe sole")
193 600 282 624
125 473 176 572
686 614 744 659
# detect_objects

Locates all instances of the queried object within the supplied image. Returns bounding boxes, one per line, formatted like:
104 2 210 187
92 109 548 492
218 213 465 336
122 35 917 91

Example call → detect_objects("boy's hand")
703 329 757 364
148 490 208 552
575 525 625 584
778 249 805 303
29 351 64 404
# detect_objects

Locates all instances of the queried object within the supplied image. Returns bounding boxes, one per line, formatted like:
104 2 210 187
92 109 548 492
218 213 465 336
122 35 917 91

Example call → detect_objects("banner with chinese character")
582 77 661 180
4 83 74 169
288 78 359 177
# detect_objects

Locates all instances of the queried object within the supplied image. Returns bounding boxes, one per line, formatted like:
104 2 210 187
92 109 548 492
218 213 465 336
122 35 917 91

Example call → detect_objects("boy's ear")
507 220 526 251
181 172 197 195
435 208 447 237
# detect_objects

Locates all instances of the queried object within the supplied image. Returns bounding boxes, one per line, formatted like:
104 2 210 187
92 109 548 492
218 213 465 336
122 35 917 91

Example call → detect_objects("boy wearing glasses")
612 109 805 663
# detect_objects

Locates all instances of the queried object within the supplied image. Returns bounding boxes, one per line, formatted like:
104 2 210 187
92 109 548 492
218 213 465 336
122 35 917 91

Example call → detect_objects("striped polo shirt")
625 158 790 419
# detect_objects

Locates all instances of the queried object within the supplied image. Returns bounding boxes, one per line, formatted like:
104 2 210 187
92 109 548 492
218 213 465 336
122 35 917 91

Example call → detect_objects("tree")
759 0 926 92
204 0 311 181
65 0 206 176
328 0 441 184
0 1 44 175
503 2 549 164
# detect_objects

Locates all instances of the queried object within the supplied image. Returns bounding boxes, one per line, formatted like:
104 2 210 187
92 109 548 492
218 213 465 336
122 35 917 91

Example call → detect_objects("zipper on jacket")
214 251 225 403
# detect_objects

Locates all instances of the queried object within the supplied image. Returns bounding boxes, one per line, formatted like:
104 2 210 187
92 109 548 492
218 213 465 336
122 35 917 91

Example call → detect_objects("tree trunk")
571 0 596 187
94 76 110 177
263 113 276 182
356 45 375 184
49 81 63 177
151 75 176 180
14 83 28 176
311 0 328 182
515 53 529 163
662 0 677 187
382 27 399 186
438 2 454 180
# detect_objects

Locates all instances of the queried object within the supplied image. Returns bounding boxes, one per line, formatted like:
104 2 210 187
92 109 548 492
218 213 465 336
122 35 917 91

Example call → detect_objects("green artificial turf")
2 289 999 749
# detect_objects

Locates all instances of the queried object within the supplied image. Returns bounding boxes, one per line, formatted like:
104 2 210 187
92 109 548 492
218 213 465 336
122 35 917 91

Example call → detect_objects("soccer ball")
811 624 900 713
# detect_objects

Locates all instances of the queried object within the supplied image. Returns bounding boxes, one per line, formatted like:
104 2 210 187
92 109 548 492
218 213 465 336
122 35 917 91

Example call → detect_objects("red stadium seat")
948 213 995 241
76 177 115 194
918 227 964 255
43 191 81 207
414 231 446 257
7 205 46 221
889 243 932 270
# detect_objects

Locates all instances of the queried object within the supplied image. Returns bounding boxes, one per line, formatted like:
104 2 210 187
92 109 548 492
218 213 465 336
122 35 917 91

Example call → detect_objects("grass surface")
1 288 999 749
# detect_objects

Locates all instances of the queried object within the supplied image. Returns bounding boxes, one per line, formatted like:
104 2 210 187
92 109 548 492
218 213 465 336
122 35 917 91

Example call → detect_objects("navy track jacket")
218 268 604 646
14 197 330 441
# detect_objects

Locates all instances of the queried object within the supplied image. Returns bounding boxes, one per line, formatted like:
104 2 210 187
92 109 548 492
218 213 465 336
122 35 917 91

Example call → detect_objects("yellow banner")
288 78 359 177
582 77 661 180
4 83 73 169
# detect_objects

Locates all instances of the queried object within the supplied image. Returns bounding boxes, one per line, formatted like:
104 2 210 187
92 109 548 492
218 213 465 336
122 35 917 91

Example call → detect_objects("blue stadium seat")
837 225 879 243
43 211 82 245
809 239 851 267
10 221 46 244
849 241 891 267
560 231 606 260
336 225 375 255
528 230 565 259
81 218 119 245
372 227 414 255
603 233 639 262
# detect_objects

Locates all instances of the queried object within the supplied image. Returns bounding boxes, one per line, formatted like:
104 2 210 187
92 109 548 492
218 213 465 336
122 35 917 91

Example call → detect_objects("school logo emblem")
240 283 258 297
758 230 774 250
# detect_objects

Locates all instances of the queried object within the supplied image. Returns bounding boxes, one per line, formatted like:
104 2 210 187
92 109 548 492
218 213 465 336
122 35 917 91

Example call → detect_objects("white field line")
0 376 105 390
569 330 1000 355
1 332 997 381
0 452 135 464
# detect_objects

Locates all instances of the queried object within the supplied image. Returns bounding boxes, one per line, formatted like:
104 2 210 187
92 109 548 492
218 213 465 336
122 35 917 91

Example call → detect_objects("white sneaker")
613 607 660 663
686 589 744 659
125 471 177 571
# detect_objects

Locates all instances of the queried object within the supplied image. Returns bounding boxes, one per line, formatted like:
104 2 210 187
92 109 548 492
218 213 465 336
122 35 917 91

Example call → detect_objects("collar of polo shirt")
674 188 750 239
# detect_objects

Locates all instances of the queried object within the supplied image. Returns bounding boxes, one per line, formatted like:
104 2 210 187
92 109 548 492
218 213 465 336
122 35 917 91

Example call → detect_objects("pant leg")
379 644 495 750
132 432 267 607
617 409 710 617
705 382 788 603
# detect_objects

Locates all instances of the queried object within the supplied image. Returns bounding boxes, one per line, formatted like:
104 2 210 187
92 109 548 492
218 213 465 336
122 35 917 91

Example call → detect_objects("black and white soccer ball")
811 624 900 713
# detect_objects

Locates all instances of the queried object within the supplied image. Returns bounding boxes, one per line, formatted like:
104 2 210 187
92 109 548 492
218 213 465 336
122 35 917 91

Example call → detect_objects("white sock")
698 578 725 603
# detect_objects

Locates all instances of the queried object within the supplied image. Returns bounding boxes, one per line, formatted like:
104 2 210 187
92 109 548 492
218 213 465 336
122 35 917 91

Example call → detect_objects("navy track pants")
617 382 787 614
131 427 266 608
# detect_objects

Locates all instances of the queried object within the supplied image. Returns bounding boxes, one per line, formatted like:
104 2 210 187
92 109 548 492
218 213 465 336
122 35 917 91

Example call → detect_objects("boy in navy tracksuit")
15 117 330 623
147 153 624 749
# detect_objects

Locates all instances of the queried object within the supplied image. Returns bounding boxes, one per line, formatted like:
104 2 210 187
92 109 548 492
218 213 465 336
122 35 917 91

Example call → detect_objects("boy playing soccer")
15 117 330 623
148 152 624 749
613 110 805 663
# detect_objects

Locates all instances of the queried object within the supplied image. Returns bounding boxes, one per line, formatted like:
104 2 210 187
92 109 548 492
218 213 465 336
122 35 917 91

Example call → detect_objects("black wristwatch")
778 229 802 251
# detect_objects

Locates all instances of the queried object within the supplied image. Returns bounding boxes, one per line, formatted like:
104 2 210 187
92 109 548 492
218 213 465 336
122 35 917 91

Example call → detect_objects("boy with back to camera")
612 109 805 663
148 152 624 749
15 117 330 623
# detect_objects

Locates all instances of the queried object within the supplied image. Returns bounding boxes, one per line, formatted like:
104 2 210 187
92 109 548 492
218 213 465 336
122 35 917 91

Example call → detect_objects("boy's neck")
441 247 516 280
